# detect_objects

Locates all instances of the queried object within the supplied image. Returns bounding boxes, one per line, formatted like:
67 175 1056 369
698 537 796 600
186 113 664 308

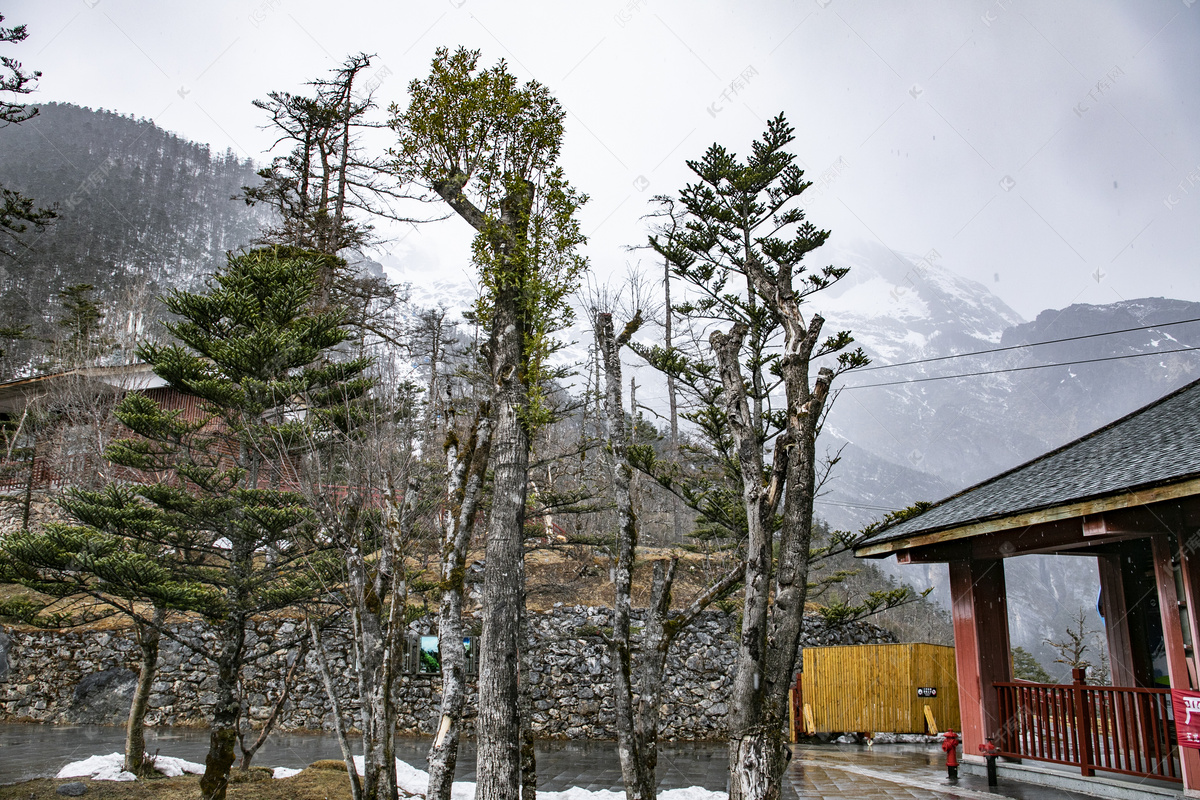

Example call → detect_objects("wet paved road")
0 724 1116 798
787 745 1106 799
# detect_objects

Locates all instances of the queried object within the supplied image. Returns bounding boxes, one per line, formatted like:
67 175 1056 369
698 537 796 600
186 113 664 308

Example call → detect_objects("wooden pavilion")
855 376 1200 790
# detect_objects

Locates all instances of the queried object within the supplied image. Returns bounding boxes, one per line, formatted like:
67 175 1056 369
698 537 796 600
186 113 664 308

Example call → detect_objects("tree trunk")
358 608 398 800
199 616 246 800
125 606 165 776
663 259 681 544
427 414 492 800
710 323 775 800
474 391 528 800
729 732 789 800
597 312 648 800
631 560 677 799
21 433 36 529
475 277 530 800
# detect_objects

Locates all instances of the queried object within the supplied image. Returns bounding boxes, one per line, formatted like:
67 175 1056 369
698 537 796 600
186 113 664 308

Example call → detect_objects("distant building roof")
0 363 165 414
855 376 1200 557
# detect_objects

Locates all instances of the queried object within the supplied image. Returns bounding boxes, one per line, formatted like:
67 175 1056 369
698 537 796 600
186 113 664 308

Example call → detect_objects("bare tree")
596 308 742 800
241 53 427 261
296 371 425 800
425 405 492 800
1045 608 1099 675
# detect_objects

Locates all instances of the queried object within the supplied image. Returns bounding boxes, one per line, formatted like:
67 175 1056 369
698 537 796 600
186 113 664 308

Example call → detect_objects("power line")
853 316 1200 373
814 499 899 512
843 346 1200 390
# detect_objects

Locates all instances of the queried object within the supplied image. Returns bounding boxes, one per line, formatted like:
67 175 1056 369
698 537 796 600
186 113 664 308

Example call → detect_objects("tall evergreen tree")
11 247 366 800
645 115 868 800
52 283 109 368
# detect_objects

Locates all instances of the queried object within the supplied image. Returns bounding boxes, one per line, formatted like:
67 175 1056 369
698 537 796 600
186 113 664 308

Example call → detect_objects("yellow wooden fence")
795 643 959 736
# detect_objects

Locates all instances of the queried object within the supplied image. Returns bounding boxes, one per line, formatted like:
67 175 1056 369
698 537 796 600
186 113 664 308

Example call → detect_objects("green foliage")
856 502 934 541
471 171 587 428
2 248 366 631
390 46 588 431
1011 646 1053 683
814 587 925 627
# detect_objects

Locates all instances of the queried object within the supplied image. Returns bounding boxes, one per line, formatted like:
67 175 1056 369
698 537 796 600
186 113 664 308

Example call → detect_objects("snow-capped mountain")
817 243 1200 501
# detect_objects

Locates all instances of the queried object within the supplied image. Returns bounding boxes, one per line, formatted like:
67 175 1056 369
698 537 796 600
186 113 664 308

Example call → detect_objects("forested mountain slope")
0 102 270 374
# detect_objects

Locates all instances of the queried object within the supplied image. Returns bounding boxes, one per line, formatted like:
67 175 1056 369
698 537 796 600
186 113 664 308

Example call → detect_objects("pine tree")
52 283 110 368
1011 647 1052 683
641 115 868 800
9 247 366 800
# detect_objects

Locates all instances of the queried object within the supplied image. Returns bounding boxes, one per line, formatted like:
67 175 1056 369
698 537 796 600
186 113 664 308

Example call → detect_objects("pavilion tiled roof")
855 376 1200 553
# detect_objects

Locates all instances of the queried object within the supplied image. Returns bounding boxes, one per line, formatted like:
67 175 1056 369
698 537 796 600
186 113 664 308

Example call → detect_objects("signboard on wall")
917 687 938 698
1172 689 1200 748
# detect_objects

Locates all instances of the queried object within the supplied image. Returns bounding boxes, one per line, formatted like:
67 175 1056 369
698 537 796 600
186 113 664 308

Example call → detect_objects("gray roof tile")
857 377 1200 549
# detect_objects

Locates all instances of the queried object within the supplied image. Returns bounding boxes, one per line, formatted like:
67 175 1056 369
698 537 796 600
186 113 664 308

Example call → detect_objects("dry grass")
0 766 392 800
2 546 743 633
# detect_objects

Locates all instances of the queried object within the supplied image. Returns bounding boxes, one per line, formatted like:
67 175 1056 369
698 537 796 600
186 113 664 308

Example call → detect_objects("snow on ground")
354 757 726 800
55 752 205 781
57 752 726 800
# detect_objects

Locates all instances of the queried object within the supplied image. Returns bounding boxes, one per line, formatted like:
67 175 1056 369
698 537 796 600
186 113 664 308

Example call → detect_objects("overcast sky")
10 0 1200 320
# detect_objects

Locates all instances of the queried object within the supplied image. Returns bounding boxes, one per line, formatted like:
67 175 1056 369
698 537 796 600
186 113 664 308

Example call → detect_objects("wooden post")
1097 554 1139 687
1071 668 1094 776
949 558 1013 756
1151 535 1200 792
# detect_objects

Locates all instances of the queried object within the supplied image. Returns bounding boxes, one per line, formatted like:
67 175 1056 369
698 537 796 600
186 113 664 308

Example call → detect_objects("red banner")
1172 689 1200 749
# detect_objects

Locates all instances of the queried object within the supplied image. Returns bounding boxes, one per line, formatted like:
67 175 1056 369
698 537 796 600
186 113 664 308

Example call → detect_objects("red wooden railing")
995 675 1179 783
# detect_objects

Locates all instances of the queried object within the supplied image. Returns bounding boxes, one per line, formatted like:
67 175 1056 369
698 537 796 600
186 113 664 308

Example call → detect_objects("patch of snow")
56 752 205 782
273 767 303 779
818 276 931 321
656 790 727 800
147 754 205 777
351 756 725 800
56 754 136 782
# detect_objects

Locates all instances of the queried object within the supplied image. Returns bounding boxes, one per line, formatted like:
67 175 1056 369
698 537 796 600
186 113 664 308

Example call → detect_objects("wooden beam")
1083 507 1187 537
856 476 1200 557
892 517 1143 564
1178 533 1200 695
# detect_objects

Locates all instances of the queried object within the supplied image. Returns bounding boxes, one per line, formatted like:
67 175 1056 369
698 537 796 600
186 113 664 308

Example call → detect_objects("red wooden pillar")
949 558 1013 755
1151 535 1200 791
1097 554 1138 687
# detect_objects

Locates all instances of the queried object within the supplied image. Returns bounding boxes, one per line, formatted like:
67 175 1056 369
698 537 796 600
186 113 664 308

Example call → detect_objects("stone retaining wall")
0 607 895 740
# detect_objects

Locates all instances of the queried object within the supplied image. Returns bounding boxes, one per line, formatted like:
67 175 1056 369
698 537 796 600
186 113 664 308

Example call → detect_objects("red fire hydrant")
942 729 960 780
979 737 999 787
